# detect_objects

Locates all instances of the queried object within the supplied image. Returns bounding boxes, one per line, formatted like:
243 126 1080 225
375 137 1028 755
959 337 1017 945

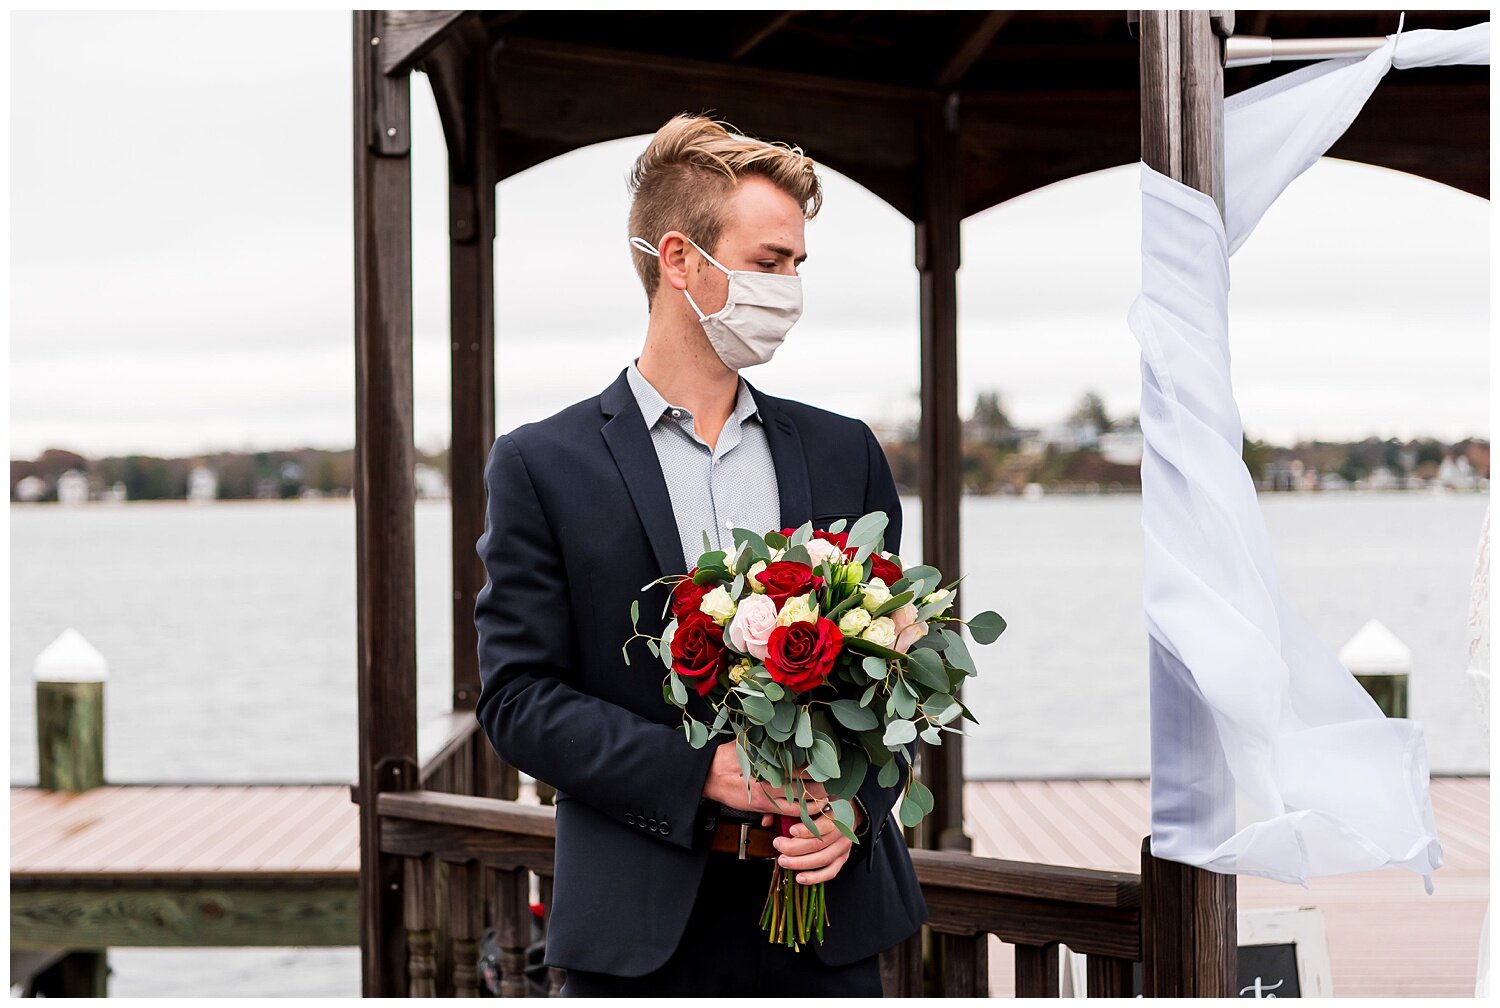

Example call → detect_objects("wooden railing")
374 779 1144 997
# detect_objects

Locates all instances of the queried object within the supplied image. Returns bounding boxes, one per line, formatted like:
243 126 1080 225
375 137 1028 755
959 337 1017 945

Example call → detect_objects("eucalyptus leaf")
904 648 951 693
830 746 867 801
871 590 915 618
892 688 917 719
920 725 943 745
827 518 848 533
937 700 964 726
862 655 889 680
621 642 631 665
761 679 784 701
789 521 813 547
782 543 812 567
770 702 797 735
764 530 788 550
730 573 745 598
859 681 878 707
878 757 902 788
645 639 659 658
966 610 1007 645
901 565 941 597
809 737 840 779
630 599 640 626
844 635 905 662
846 511 887 548
906 774 935 814
668 674 688 705
740 693 774 724
688 718 710 749
794 708 813 748
898 795 926 828
940 629 976 675
883 719 917 746
829 698 879 731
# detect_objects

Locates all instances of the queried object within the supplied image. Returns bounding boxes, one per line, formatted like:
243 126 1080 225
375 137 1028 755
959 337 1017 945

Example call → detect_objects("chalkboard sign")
1062 906 1332 997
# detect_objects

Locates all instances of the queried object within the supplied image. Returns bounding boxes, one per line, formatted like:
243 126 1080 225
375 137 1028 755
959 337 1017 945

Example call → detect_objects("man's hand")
770 804 865 885
704 739 829 817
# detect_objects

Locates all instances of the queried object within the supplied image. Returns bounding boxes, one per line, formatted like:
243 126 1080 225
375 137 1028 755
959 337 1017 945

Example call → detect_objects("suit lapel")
746 379 813 532
599 368 689 577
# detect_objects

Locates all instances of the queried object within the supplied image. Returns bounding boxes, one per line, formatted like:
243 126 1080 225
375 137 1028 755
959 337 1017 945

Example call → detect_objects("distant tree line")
10 447 449 502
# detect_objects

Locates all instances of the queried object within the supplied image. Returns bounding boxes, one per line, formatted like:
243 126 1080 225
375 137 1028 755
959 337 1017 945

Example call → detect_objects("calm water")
9 492 1489 996
10 491 1491 783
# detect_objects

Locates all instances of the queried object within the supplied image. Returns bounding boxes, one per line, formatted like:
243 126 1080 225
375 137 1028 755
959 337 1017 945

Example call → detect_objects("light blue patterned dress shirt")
625 359 782 569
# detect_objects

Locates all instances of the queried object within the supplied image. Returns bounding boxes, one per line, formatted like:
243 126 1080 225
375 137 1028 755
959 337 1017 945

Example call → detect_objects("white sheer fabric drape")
1126 22 1488 889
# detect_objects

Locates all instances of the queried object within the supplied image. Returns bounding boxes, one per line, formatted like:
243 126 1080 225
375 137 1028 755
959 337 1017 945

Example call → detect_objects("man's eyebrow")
760 242 807 263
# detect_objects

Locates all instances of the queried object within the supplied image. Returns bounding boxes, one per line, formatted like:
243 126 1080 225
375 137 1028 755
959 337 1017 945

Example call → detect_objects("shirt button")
671 409 682 418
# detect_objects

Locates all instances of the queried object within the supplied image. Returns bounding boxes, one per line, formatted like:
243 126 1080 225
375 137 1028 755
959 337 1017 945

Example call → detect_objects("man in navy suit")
474 114 927 996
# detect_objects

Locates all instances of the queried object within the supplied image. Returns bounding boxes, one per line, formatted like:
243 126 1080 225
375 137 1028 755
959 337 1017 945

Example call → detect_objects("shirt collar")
626 358 760 429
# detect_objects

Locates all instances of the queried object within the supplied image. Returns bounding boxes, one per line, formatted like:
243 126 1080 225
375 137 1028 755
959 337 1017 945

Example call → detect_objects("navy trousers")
558 850 884 996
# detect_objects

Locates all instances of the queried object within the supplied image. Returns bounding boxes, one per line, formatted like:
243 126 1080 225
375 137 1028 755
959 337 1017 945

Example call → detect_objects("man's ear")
657 231 692 293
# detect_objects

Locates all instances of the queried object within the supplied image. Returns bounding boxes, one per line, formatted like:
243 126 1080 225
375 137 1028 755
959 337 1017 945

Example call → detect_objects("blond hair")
627 114 822 305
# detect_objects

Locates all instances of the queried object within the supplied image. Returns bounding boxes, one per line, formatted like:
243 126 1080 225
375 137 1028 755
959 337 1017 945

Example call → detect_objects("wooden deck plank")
126 785 266 871
280 793 362 872
22 786 189 870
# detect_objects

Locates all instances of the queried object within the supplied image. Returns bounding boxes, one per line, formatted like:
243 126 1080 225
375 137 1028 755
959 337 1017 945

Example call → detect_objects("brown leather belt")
709 819 780 859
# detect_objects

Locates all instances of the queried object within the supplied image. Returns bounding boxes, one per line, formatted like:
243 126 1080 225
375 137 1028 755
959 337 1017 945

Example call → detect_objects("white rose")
838 606 872 636
922 589 953 615
862 616 898 649
746 560 768 593
803 537 842 567
699 585 736 625
861 578 892 612
775 592 820 626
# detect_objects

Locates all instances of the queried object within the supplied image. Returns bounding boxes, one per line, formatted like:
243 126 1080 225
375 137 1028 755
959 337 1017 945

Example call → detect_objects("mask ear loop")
1389 10 1406 67
628 235 718 320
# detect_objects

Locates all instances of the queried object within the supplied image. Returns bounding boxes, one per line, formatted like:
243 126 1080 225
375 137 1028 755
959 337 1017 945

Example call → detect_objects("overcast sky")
7 11 1491 460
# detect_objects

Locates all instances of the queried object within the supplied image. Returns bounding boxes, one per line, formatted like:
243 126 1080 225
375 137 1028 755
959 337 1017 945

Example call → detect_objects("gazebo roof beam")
378 10 476 76
935 11 1014 89
729 11 799 62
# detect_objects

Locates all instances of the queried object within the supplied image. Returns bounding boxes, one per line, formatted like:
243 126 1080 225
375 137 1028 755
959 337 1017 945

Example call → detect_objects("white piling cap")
1338 618 1412 675
33 628 109 682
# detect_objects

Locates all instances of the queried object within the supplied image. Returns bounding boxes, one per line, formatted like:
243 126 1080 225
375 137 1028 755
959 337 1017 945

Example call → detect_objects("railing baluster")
448 859 482 996
879 929 924 996
404 854 438 997
495 866 531 996
937 931 989 995
1015 940 1061 997
1086 953 1135 996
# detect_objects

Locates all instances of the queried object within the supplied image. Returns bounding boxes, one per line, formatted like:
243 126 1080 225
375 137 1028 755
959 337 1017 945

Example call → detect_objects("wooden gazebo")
352 9 1488 997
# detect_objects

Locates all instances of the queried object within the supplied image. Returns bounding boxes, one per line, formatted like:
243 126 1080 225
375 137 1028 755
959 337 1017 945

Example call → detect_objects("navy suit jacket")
473 365 928 976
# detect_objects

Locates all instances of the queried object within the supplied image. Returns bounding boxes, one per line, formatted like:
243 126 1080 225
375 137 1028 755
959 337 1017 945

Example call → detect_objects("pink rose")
890 602 928 653
727 593 779 660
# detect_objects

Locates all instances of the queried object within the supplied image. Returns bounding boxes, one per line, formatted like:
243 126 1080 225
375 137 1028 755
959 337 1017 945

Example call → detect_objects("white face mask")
630 235 803 370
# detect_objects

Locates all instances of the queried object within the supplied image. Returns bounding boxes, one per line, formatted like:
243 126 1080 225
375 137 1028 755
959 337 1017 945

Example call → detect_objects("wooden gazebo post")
353 9 420 996
915 90 968 855
1134 9 1237 997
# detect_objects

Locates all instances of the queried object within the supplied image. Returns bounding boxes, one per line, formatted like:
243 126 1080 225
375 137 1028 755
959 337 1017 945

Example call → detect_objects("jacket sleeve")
849 421 918 871
473 433 717 851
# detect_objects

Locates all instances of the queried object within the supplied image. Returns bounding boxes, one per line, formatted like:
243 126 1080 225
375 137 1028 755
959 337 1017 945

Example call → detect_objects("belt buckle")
737 823 749 860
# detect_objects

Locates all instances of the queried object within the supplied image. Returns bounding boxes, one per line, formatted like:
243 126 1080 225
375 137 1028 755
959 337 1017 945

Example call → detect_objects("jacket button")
659 819 670 833
625 813 637 825
647 818 658 830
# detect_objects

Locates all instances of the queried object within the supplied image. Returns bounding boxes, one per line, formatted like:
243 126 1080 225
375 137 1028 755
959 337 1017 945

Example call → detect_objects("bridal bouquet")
623 510 1005 950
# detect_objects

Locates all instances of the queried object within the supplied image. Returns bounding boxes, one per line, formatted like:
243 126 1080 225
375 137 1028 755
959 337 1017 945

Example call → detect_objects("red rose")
869 552 903 586
764 617 843 693
671 569 712 620
754 560 818 608
670 610 726 697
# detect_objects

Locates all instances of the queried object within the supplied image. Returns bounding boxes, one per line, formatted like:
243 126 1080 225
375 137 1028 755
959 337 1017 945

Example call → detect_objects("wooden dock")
965 776 1489 998
10 775 1486 996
